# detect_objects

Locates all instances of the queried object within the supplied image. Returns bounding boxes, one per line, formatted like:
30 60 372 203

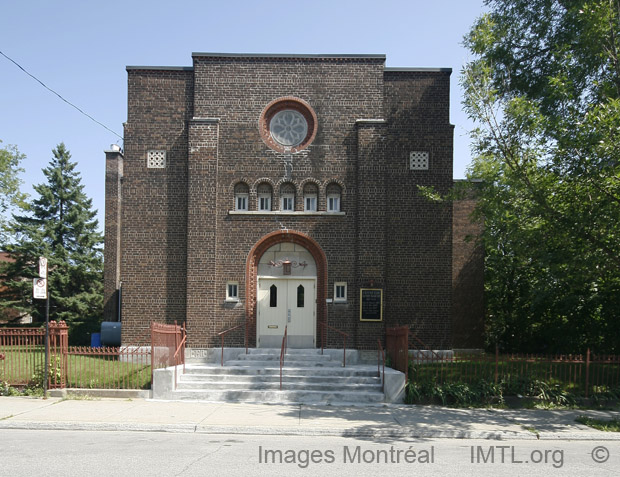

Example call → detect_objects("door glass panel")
270 284 277 307
297 284 304 308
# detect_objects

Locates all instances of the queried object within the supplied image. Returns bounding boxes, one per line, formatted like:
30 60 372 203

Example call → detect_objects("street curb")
2 420 620 440
48 389 151 399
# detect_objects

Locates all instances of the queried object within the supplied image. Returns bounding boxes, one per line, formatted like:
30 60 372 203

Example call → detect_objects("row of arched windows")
233 181 342 212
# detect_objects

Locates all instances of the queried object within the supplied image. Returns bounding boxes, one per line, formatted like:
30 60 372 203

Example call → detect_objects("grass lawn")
576 415 620 432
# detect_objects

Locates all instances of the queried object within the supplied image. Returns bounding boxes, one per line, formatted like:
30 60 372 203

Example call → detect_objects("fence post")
585 348 590 399
59 321 68 388
48 321 68 389
150 322 154 386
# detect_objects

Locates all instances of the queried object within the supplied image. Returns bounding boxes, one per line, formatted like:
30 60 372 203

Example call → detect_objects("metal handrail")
378 339 385 391
279 325 288 391
217 323 246 366
119 324 153 355
173 330 186 360
319 321 349 367
409 328 443 361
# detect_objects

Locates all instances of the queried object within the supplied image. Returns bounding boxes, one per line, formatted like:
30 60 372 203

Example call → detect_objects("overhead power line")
0 49 123 141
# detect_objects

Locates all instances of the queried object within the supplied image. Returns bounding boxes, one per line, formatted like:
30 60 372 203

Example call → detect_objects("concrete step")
224 359 343 368
168 388 386 404
176 380 382 392
165 349 386 405
234 353 335 363
245 348 325 355
183 364 380 378
180 373 381 385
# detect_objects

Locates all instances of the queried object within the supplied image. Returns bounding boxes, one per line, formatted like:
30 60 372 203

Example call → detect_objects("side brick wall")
452 192 485 349
118 68 193 344
384 71 454 348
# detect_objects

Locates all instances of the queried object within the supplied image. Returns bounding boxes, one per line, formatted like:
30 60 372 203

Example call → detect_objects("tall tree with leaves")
1 143 103 331
462 0 620 352
0 140 27 242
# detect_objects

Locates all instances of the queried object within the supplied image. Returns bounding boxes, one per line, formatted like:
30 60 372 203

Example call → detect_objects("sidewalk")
1 396 619 440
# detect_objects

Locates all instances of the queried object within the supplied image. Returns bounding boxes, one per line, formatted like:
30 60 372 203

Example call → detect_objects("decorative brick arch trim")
245 230 328 348
228 178 252 194
323 178 346 194
258 97 318 153
252 177 276 192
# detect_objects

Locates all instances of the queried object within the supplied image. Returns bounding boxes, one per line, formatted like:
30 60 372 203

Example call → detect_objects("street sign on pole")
33 278 47 299
39 257 48 278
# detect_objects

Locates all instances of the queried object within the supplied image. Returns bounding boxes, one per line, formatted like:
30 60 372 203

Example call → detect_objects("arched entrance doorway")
246 231 327 348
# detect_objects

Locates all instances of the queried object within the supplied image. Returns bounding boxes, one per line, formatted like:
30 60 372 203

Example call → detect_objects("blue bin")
90 332 101 348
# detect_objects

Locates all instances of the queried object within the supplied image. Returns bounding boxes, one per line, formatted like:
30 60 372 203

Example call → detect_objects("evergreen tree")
0 143 103 331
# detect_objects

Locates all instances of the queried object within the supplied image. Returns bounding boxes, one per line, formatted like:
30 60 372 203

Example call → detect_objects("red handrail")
319 321 349 367
217 323 246 366
279 326 288 390
378 339 385 391
409 329 442 361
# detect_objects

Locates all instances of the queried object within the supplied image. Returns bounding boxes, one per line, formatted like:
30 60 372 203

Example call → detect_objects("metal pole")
44 293 49 398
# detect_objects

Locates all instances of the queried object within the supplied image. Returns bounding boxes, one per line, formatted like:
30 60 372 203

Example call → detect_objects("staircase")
168 348 385 404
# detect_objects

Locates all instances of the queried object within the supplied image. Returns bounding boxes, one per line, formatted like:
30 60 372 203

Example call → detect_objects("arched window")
303 183 318 212
269 284 277 307
234 182 249 211
326 183 342 212
257 183 272 211
280 183 296 211
297 284 305 307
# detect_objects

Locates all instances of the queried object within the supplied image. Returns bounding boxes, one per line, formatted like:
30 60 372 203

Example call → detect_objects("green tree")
462 0 620 352
0 140 27 242
1 143 103 336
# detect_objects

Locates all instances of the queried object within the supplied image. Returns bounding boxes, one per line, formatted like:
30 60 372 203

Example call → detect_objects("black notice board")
360 288 383 321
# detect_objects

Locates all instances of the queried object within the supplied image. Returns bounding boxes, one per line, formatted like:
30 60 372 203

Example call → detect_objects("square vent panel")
147 150 166 169
409 151 429 170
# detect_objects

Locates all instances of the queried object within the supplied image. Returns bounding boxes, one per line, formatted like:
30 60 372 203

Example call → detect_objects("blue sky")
0 0 485 231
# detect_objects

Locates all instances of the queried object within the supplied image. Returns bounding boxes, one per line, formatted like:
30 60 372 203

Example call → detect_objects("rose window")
269 110 308 147
259 98 317 153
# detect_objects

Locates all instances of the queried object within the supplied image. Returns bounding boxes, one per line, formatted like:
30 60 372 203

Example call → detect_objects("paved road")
2 430 620 476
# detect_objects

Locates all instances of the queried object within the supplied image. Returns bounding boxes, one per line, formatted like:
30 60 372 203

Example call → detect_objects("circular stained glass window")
259 97 317 153
269 110 308 147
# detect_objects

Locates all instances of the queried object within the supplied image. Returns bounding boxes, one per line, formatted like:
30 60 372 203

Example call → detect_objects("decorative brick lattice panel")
147 150 166 168
409 151 429 170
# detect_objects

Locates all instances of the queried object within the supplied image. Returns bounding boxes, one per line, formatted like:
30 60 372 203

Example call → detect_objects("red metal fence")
408 348 620 397
383 326 620 397
151 321 186 389
0 327 46 386
0 321 185 391
386 326 409 377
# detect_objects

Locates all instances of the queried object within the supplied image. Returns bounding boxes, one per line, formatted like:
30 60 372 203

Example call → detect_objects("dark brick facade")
452 184 485 349
104 53 479 350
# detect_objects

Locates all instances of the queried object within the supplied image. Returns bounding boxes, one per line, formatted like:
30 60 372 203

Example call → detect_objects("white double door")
257 278 316 348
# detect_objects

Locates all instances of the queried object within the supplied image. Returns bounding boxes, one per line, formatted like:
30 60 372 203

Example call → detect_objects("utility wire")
0 49 123 141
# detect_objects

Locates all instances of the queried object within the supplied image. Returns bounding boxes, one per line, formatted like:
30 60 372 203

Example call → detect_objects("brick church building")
104 53 483 351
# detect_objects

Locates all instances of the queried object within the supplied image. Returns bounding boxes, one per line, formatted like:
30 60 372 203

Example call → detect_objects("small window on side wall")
334 282 347 302
234 183 249 211
280 183 295 211
326 183 342 212
257 183 272 211
303 183 318 212
226 281 239 301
